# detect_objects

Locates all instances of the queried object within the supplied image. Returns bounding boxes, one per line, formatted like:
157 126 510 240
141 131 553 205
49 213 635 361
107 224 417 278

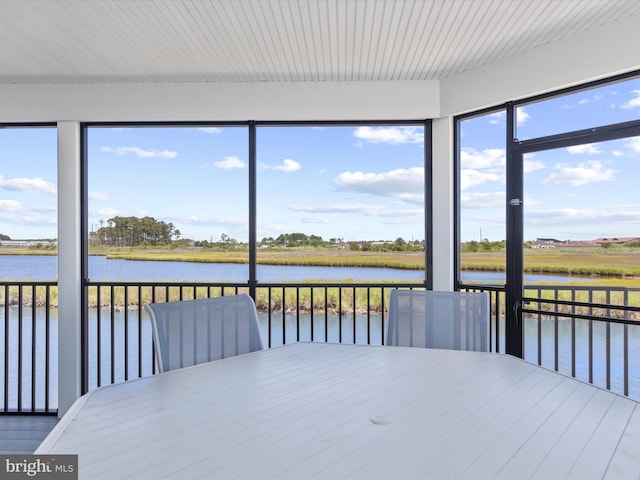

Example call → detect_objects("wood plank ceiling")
0 0 639 85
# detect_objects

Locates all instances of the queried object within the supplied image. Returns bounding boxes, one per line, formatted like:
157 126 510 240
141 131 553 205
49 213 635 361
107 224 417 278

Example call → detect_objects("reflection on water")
1 307 639 411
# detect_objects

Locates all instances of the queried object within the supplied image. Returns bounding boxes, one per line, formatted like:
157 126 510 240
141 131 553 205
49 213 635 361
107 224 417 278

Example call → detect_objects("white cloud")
526 206 640 227
353 126 423 145
334 167 424 204
33 205 57 214
91 208 120 217
290 204 381 214
460 170 502 190
461 192 504 208
165 214 244 228
289 203 422 218
89 191 109 201
577 93 604 105
542 160 615 186
213 156 245 169
0 175 56 194
523 156 545 173
488 112 505 125
561 92 610 109
460 148 505 169
383 208 423 217
490 109 529 125
197 127 223 134
516 107 530 125
0 200 24 212
620 89 640 110
626 137 640 153
101 146 178 159
260 158 301 172
273 159 301 172
566 143 600 154
298 215 331 224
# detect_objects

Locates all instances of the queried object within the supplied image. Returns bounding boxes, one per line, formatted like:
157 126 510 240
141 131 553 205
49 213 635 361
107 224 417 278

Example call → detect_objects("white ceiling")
2 0 639 85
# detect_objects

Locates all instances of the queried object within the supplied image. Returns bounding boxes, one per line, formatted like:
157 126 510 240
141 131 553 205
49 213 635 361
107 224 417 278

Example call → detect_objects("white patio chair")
386 289 490 352
145 294 264 373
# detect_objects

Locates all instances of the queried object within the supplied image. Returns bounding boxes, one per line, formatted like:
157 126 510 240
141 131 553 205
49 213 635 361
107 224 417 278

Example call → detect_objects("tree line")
90 216 181 247
259 233 425 252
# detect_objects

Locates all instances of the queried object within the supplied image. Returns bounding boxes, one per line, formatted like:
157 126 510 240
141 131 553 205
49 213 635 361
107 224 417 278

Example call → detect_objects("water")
5 306 640 412
0 254 626 411
0 254 598 284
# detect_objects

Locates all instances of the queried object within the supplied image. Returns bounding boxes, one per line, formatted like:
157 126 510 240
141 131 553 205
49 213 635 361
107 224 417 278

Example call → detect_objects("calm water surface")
0 255 635 412
0 254 597 284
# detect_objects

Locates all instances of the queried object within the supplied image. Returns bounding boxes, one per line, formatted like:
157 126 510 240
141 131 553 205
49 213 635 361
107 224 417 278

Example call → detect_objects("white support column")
57 121 82 417
431 116 455 291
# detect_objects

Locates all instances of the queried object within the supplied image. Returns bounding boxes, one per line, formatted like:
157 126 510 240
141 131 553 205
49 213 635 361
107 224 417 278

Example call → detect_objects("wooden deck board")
568 395 638 479
0 415 58 454
35 343 640 479
604 403 640 480
530 388 620 479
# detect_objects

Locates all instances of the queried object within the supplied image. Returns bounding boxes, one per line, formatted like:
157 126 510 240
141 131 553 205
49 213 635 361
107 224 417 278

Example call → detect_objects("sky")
1 77 639 244
460 77 640 242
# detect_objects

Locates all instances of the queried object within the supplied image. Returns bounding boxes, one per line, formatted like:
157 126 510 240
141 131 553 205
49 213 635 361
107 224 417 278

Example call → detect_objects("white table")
37 342 640 479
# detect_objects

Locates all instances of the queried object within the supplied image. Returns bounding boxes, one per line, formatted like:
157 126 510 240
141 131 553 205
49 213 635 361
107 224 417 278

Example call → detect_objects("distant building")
530 237 639 248
536 238 562 243
593 237 640 246
0 239 57 247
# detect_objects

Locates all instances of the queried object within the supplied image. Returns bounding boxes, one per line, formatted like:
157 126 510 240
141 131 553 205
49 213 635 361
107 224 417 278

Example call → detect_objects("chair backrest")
145 294 264 373
387 289 490 352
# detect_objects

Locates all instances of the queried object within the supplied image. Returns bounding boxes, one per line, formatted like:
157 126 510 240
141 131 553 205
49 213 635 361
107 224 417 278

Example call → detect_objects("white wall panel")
57 121 82 417
0 80 438 122
431 117 455 291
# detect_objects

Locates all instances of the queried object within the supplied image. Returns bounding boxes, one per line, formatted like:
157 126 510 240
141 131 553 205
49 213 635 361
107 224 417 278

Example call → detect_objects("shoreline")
2 248 640 287
3 247 640 279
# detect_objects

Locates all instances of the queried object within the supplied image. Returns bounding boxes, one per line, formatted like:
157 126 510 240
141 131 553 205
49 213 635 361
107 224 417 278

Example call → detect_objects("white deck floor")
37 342 640 479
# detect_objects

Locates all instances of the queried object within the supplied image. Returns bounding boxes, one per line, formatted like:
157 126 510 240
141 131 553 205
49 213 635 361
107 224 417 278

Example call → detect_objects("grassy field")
3 245 640 286
2 247 640 312
103 248 427 270
463 248 640 276
462 248 640 286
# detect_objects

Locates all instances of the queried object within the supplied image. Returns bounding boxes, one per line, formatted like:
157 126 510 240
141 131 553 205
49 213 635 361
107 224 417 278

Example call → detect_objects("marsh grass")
463 248 640 277
106 246 640 277
105 248 427 270
0 282 399 315
2 247 640 313
6 245 640 276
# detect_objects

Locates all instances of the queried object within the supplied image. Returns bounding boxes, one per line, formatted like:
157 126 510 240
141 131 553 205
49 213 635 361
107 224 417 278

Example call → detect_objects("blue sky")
0 127 58 239
460 77 640 242
88 124 425 243
1 77 639 243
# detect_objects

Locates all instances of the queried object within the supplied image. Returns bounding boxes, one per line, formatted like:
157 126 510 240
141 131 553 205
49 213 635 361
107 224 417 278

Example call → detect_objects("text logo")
0 456 77 480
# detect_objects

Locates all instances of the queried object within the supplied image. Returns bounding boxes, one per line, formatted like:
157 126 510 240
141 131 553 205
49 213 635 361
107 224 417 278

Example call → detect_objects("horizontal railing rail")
2 279 640 413
522 285 640 399
463 282 640 400
82 281 427 393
